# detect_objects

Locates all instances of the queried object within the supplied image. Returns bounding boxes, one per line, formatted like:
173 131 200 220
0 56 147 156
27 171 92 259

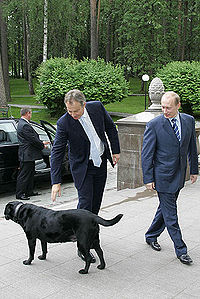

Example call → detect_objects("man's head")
161 91 181 119
20 108 32 121
64 89 86 120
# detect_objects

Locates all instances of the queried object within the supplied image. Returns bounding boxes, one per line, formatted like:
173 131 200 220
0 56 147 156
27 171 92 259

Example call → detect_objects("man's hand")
190 174 198 184
146 182 155 191
43 141 50 149
51 184 61 202
112 153 120 166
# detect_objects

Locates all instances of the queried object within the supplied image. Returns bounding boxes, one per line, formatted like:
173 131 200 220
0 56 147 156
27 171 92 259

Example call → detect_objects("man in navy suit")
51 89 120 212
142 91 198 265
16 108 49 200
50 89 120 262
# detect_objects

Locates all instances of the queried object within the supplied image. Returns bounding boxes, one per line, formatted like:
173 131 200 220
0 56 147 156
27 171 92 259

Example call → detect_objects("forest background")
0 0 200 115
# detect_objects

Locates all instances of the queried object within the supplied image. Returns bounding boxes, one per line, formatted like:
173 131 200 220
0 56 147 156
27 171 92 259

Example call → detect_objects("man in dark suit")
16 108 49 200
51 89 120 212
50 89 120 262
142 91 198 265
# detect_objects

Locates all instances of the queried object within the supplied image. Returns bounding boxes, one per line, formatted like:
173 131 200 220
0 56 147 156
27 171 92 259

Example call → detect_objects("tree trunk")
0 54 7 106
24 12 34 95
17 39 21 77
43 0 48 62
106 0 112 62
188 2 194 61
90 0 98 59
177 0 182 60
23 14 28 80
181 0 188 61
0 1 11 102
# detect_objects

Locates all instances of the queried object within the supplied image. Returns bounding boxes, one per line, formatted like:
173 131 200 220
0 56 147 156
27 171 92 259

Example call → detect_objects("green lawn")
105 95 145 115
7 78 200 122
8 106 58 124
7 77 147 123
10 78 38 96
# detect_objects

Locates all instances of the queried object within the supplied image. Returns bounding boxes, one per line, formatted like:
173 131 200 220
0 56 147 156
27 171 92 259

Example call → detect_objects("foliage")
114 0 171 76
156 61 200 114
2 0 200 80
9 77 145 123
35 57 129 115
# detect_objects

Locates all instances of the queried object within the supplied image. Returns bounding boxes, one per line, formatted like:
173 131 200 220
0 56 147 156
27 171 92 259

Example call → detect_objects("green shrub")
36 57 129 116
35 57 79 115
156 61 200 115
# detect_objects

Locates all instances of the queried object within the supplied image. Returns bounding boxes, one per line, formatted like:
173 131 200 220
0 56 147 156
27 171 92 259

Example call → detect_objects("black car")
0 118 70 185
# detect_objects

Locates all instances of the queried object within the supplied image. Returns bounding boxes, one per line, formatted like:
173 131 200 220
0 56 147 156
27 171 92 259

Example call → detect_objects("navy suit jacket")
17 118 44 162
51 101 120 189
141 113 199 193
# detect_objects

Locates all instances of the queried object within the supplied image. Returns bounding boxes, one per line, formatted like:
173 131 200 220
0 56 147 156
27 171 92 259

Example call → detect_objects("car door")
0 122 19 184
40 120 70 175
40 120 56 146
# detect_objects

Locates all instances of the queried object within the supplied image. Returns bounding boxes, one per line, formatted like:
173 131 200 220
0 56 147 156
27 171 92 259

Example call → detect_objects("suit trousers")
16 161 35 197
145 190 187 257
77 153 107 215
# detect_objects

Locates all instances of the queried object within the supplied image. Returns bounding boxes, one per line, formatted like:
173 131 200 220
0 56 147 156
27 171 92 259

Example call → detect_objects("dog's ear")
4 202 16 220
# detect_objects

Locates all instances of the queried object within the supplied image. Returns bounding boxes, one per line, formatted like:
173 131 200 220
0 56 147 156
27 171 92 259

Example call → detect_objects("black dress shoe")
146 240 161 251
178 254 193 265
16 195 30 200
78 250 96 263
27 192 41 197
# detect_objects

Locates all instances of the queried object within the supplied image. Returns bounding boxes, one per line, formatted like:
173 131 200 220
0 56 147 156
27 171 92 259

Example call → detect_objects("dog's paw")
97 263 105 270
23 259 32 265
79 269 88 274
38 254 46 260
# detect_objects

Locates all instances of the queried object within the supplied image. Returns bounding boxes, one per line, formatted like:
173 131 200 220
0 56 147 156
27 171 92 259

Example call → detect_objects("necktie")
80 118 102 167
171 118 181 141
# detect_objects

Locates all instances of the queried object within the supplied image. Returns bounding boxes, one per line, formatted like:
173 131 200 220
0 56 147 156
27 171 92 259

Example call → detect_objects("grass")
105 95 145 115
10 78 38 96
129 77 144 94
7 77 147 123
7 78 200 122
8 106 59 124
8 78 58 124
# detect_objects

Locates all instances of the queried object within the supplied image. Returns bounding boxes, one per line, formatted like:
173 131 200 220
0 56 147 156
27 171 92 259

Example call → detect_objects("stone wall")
117 114 200 191
116 111 161 190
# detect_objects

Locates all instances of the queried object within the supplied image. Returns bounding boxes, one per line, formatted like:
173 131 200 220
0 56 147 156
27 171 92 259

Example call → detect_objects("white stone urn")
147 77 165 111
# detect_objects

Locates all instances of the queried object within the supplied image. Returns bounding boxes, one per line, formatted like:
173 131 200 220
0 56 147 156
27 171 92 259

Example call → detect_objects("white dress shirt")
79 108 104 161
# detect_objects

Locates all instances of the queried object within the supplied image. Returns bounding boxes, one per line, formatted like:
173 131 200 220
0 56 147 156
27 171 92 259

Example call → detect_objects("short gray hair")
20 107 32 116
161 91 180 105
64 89 86 107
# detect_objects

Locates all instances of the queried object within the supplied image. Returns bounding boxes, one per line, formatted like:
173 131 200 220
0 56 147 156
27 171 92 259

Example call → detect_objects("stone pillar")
117 78 200 190
116 77 164 190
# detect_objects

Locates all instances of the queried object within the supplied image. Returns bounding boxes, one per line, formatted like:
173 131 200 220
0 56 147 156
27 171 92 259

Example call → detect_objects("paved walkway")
0 165 200 298
8 104 46 109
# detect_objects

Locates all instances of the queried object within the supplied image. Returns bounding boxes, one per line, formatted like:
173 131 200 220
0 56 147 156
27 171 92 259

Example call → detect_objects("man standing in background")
16 108 49 200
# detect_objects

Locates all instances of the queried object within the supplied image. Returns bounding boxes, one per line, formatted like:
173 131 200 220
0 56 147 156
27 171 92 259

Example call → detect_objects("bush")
36 57 129 116
156 61 200 115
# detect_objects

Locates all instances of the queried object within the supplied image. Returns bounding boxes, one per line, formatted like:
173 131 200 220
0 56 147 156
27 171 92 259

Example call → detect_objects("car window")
35 122 56 141
31 124 52 142
0 123 18 145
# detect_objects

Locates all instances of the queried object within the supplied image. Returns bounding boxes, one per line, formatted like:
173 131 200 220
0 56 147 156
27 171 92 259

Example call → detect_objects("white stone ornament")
148 77 165 111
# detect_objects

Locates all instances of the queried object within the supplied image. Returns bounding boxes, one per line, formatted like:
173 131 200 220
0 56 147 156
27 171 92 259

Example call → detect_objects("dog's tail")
96 214 123 227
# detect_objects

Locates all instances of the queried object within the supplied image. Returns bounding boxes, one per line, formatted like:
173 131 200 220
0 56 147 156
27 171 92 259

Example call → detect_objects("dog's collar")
14 202 24 223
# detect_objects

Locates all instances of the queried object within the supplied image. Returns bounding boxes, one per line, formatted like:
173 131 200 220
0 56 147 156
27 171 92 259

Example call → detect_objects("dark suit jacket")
17 118 44 162
51 101 120 189
141 113 199 193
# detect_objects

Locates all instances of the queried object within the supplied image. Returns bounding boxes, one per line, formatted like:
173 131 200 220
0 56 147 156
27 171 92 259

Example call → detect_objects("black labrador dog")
4 201 123 274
